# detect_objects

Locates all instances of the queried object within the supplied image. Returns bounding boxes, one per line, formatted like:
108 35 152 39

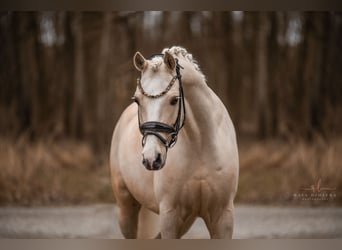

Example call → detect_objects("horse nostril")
153 153 162 169
156 153 162 164
142 158 151 169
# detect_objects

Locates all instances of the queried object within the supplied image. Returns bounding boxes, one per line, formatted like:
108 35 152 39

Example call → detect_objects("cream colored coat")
110 47 239 239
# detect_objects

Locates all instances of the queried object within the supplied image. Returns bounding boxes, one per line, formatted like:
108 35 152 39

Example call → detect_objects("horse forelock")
148 56 163 72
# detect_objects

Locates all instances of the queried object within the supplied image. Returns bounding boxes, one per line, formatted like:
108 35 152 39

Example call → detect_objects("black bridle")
137 54 186 150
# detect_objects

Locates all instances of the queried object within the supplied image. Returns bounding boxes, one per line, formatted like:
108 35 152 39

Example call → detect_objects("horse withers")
110 46 239 239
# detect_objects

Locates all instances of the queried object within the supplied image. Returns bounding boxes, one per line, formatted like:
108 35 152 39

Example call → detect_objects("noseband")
136 54 186 149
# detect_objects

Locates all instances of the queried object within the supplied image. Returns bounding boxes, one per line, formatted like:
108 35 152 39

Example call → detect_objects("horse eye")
131 96 140 105
170 96 179 106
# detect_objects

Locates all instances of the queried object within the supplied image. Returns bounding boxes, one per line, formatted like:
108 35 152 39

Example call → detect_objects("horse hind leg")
177 215 196 238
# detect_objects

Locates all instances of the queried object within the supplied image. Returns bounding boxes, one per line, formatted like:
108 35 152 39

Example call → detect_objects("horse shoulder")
110 104 138 173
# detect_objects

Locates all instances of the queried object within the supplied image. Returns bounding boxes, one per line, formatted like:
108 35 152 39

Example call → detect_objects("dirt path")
0 205 341 238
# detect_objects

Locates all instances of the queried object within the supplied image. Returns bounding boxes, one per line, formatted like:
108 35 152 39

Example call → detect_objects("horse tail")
137 207 160 239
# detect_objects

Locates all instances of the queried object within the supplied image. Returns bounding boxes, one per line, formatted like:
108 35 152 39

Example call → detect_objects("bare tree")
1 12 341 147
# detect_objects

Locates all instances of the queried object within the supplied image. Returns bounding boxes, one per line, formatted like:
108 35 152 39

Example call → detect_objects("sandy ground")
0 205 341 239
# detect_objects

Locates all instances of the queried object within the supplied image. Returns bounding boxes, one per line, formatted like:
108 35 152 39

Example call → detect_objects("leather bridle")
136 54 186 150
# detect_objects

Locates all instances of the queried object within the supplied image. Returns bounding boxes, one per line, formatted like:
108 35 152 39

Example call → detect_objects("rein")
136 54 186 149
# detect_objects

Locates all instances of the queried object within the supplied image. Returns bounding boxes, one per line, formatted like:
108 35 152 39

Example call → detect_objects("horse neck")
181 69 225 146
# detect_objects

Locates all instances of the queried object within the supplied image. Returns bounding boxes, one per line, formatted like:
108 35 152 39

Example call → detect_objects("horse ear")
164 51 176 71
133 52 147 71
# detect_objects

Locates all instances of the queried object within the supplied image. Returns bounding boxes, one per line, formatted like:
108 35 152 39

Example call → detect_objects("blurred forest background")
0 12 341 206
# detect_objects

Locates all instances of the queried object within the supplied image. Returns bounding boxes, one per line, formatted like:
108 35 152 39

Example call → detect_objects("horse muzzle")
142 152 165 171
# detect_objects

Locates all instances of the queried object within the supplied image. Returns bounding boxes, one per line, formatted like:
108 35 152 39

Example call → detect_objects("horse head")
132 51 185 171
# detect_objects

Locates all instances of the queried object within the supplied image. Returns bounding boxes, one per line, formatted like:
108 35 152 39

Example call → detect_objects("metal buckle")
142 134 147 147
167 133 178 148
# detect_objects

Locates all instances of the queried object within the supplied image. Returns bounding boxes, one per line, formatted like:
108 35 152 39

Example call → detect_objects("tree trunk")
95 12 112 147
71 12 86 139
256 12 270 138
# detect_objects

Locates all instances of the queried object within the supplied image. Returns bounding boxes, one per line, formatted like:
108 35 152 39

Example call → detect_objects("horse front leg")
113 180 141 239
117 201 141 239
205 205 234 239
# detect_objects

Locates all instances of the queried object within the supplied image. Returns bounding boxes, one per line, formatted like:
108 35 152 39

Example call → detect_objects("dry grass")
0 137 114 206
237 137 342 205
0 136 341 206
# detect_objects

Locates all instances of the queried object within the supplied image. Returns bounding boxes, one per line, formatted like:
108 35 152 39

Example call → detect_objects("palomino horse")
110 46 239 239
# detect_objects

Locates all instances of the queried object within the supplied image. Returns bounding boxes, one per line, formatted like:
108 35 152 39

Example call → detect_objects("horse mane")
161 46 205 80
147 46 206 81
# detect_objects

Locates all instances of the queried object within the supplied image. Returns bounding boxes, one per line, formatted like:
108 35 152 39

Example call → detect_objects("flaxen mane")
149 46 205 80
162 46 201 71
